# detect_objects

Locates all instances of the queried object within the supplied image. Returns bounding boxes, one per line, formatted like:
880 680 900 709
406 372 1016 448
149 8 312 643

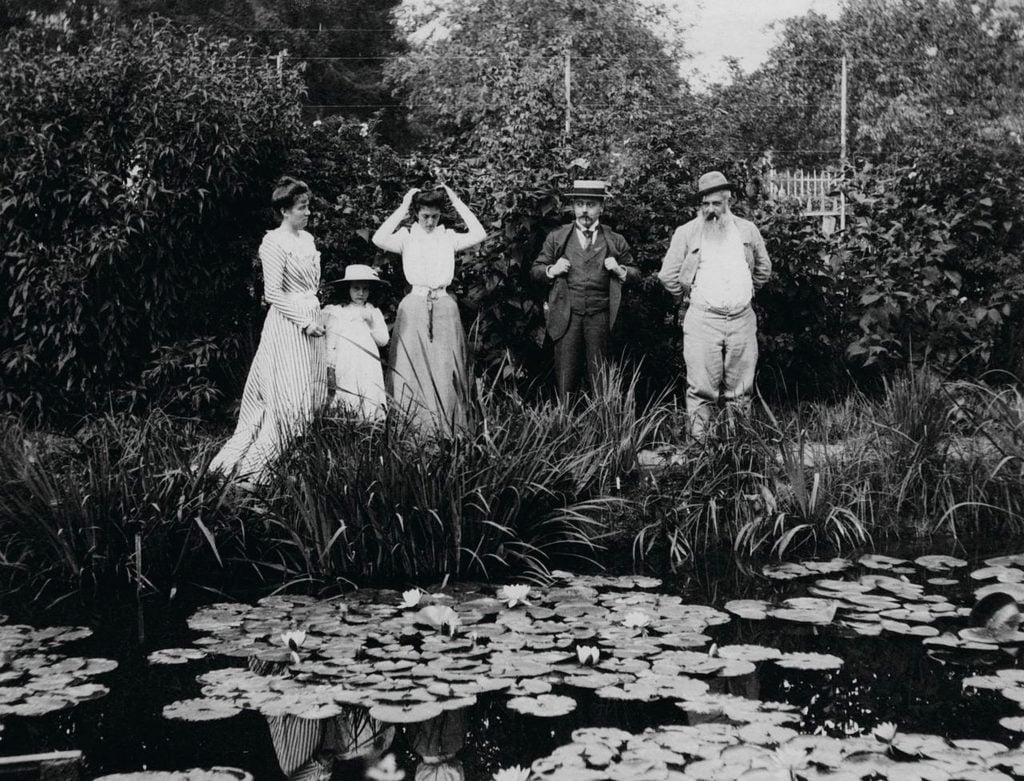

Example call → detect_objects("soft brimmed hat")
338 264 385 284
697 171 732 198
566 179 609 199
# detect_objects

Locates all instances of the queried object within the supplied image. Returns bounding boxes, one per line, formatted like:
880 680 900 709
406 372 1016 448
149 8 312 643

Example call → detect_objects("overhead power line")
224 27 396 32
246 54 976 65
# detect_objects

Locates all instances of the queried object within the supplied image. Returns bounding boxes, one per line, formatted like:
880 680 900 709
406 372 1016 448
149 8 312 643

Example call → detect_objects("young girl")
324 265 390 422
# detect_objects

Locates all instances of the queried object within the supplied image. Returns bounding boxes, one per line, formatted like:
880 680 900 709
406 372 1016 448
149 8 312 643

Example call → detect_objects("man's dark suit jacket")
530 223 639 341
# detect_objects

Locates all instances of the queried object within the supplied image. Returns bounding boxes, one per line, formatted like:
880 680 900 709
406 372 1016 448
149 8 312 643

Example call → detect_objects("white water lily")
576 645 600 665
280 629 306 665
873 721 898 743
622 610 651 630
401 588 423 608
417 605 461 637
280 630 306 650
500 584 532 608
772 743 810 772
492 766 530 781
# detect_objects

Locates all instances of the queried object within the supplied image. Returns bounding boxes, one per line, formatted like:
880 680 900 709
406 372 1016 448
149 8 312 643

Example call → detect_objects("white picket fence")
767 168 845 234
767 168 843 216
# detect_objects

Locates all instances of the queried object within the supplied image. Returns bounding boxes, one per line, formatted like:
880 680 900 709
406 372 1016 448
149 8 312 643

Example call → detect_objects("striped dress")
210 228 326 481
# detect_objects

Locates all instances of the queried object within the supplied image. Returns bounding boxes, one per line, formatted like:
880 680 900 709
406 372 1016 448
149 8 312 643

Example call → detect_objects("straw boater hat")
697 171 732 198
566 179 609 199
338 264 385 284
327 264 387 289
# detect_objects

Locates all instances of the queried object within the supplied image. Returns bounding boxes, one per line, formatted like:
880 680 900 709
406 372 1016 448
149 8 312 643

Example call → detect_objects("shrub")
0 18 306 420
842 143 1024 377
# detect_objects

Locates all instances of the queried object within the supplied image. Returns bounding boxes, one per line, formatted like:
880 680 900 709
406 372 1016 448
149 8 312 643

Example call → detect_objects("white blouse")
378 223 480 289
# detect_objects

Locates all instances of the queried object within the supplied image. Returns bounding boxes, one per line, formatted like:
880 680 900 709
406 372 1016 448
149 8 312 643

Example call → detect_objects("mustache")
702 214 729 235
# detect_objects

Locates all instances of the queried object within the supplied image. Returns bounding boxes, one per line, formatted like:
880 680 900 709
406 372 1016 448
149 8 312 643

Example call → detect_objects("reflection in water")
246 658 470 780
266 707 395 780
249 657 395 780
407 707 468 781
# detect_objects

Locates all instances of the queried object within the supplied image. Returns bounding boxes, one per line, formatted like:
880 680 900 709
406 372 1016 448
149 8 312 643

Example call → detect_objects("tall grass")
0 365 668 594
6 363 1024 596
255 366 665 586
0 413 236 596
632 366 1024 571
634 409 871 571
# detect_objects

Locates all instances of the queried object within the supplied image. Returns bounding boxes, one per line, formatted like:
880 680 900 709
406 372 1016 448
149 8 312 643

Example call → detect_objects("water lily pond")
5 553 1024 779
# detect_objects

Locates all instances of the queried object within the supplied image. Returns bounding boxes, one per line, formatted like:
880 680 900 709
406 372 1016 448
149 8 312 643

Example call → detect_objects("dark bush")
842 142 1024 378
0 18 306 420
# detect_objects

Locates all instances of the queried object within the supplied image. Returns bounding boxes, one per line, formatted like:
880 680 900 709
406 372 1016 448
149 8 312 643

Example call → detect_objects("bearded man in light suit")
657 171 772 440
531 180 640 399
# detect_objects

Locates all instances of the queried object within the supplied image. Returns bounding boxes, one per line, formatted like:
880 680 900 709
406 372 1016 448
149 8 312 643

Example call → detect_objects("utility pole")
839 53 848 231
276 49 288 87
564 48 572 135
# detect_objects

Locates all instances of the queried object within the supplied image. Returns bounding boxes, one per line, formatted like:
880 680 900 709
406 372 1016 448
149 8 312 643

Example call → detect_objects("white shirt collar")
575 221 599 235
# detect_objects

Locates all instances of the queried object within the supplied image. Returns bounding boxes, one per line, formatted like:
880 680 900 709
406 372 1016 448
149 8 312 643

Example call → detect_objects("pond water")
3 548 1024 780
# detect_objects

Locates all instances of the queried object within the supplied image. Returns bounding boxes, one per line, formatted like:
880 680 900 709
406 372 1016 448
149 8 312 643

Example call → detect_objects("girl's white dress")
325 303 389 421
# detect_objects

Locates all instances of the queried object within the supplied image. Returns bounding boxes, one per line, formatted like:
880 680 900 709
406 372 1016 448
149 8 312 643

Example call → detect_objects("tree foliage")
3 0 403 127
842 144 1024 375
0 18 306 418
706 0 1024 168
386 0 689 166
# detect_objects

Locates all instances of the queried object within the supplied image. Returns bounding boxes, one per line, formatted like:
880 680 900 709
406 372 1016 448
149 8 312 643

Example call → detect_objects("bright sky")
680 0 845 85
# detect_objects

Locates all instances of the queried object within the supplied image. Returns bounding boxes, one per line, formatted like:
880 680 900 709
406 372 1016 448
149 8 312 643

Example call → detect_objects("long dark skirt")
387 293 469 435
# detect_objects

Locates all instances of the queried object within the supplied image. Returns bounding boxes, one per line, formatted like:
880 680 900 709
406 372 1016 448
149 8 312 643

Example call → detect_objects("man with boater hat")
532 179 640 398
657 170 772 440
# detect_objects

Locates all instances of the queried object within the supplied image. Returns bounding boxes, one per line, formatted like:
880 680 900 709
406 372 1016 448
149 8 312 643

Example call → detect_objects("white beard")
701 211 732 239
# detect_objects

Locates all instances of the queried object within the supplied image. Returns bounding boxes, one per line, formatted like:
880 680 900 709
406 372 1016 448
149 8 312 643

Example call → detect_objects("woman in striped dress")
372 185 486 435
210 177 327 482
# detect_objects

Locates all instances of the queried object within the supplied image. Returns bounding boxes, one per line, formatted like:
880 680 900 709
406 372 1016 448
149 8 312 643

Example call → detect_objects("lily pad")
507 693 576 717
971 566 1024 582
148 648 209 665
859 553 909 570
723 600 771 620
915 555 969 571
368 701 444 723
716 644 783 663
773 653 844 671
162 698 242 722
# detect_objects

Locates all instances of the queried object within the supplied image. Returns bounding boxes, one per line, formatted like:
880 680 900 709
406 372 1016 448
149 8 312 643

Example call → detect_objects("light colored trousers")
682 303 758 439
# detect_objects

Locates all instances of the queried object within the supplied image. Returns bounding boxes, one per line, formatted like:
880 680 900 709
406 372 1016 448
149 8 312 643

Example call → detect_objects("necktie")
583 229 593 249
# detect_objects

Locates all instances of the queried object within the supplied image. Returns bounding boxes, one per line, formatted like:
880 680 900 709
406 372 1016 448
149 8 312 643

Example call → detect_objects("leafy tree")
118 0 402 121
842 144 1024 376
0 18 306 419
706 0 1024 168
386 0 689 166
3 0 403 127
